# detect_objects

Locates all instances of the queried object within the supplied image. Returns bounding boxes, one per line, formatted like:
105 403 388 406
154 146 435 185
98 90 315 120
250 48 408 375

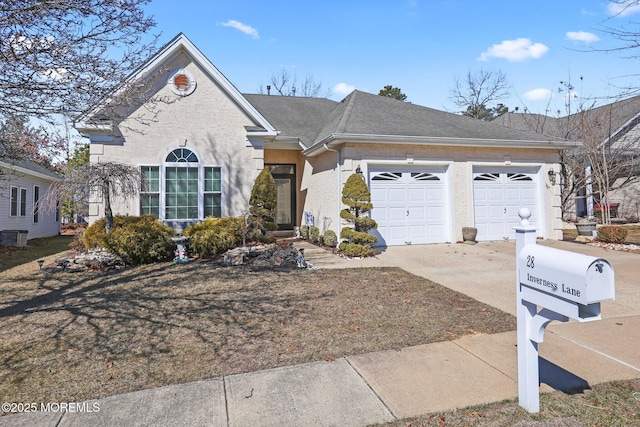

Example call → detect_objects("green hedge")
183 217 244 258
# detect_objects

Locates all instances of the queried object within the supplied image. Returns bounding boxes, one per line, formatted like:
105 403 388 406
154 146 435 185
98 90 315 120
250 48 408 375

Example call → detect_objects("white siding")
0 167 60 240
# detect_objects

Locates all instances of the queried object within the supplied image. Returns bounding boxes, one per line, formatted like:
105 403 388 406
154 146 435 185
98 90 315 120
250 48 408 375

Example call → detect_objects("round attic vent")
168 69 196 96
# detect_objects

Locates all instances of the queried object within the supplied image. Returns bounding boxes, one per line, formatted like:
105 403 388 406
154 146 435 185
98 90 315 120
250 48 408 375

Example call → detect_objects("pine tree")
249 168 278 234
339 173 377 256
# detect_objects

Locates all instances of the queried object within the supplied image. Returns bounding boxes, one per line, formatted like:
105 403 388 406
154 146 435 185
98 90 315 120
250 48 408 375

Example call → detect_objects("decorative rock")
224 247 248 265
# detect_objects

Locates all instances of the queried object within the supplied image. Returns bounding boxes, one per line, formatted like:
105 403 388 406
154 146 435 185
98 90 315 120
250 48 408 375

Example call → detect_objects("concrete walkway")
2 240 639 426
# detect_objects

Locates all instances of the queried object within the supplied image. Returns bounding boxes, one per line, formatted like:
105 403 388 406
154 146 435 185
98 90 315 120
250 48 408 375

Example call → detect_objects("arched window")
166 148 199 163
140 148 221 222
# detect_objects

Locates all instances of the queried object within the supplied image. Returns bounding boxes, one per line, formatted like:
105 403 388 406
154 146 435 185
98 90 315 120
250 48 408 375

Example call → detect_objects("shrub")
339 242 373 257
83 215 175 264
339 173 377 256
107 217 176 264
597 225 628 244
323 229 337 247
83 215 151 250
300 225 309 239
183 217 244 258
309 226 320 243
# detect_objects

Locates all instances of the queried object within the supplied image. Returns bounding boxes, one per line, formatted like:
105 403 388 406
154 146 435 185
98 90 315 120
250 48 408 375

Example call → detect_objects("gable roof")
243 94 337 148
245 90 579 156
493 94 640 144
0 158 61 181
77 33 277 137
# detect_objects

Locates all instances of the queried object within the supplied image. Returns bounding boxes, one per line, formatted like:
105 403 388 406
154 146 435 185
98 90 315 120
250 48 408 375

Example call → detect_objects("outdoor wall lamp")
548 169 557 185
355 165 363 178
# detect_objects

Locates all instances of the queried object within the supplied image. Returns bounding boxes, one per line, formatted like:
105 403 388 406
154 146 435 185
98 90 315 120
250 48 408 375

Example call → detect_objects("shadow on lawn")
0 262 323 402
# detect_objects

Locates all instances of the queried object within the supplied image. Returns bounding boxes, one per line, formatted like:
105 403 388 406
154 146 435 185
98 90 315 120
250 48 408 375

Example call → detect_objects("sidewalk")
2 240 639 426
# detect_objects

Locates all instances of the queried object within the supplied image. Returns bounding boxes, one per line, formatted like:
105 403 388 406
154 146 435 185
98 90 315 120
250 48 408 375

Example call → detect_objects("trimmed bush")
300 225 309 239
309 226 320 243
83 215 176 264
339 173 377 256
597 225 628 244
339 242 372 257
183 217 244 258
323 229 337 247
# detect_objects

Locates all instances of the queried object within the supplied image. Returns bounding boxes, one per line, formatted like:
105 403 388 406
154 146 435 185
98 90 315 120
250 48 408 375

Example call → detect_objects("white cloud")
607 0 640 17
220 20 259 39
333 83 356 96
523 88 553 101
478 38 549 62
566 31 600 43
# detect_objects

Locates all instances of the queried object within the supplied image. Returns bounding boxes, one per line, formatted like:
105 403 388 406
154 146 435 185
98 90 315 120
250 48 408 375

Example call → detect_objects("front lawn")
0 259 515 408
0 235 74 273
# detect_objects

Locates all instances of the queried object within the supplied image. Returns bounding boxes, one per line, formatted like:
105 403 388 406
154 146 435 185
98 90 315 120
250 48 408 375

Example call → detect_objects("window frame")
19 187 27 217
9 186 18 217
139 149 223 221
33 185 39 223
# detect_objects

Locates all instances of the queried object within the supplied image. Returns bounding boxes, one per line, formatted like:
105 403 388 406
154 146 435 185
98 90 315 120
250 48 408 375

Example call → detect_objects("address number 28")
526 255 535 268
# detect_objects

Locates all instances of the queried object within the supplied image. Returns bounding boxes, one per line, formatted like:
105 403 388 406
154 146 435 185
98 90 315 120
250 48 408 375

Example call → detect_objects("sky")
143 0 640 116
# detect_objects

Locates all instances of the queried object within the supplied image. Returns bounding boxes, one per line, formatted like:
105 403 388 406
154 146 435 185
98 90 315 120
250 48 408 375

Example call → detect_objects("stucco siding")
87 52 264 224
301 143 563 244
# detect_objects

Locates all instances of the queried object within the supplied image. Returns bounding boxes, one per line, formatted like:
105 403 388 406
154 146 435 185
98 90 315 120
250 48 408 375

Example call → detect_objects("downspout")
324 143 341 239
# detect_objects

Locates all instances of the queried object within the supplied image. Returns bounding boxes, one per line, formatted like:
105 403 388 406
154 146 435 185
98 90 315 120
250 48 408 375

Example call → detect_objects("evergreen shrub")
183 217 244 258
323 229 337 247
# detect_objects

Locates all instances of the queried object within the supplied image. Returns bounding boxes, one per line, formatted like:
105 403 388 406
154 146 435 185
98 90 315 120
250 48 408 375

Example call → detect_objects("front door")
267 165 296 230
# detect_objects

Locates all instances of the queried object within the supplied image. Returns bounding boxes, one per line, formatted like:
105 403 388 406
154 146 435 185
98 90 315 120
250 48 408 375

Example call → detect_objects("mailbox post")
515 208 615 413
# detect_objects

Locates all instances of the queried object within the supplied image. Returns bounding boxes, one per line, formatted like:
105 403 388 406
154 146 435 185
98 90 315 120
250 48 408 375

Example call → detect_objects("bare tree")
0 0 157 123
258 68 331 97
450 69 510 120
43 161 142 233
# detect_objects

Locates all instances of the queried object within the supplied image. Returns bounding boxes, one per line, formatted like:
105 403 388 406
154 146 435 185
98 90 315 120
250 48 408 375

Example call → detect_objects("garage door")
473 169 538 241
370 169 448 246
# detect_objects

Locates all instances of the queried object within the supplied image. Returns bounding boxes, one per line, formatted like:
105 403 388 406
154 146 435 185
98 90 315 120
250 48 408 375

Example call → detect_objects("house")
493 95 640 221
0 158 61 244
76 33 579 245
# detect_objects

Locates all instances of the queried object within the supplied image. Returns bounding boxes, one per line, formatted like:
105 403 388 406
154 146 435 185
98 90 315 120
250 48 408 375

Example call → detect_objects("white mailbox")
518 245 615 307
514 207 616 414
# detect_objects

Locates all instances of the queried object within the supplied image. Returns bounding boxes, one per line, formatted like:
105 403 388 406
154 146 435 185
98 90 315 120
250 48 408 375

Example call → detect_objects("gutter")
303 133 582 157
323 143 342 239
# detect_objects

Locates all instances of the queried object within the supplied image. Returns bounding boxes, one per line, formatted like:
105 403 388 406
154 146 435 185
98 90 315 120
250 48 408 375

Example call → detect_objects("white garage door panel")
370 170 448 246
473 170 538 241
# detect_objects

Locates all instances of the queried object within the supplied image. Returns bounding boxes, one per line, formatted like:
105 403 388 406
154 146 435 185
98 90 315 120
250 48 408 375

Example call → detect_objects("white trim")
167 69 197 96
303 133 578 157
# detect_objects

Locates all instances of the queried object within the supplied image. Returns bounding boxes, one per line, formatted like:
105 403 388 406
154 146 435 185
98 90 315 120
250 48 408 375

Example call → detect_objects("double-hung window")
140 148 222 220
140 166 160 217
9 186 18 217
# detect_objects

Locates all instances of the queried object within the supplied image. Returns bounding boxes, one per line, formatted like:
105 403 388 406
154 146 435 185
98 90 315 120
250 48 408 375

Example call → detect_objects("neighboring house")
0 158 61 242
76 33 579 245
493 95 640 221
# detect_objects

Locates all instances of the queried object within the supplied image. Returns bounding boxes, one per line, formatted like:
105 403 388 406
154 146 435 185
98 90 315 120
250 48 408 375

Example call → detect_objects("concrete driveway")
371 240 640 319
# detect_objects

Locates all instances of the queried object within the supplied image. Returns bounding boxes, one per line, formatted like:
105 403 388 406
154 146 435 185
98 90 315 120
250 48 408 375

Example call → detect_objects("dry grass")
564 224 640 245
0 258 515 408
0 235 74 273
375 378 640 426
